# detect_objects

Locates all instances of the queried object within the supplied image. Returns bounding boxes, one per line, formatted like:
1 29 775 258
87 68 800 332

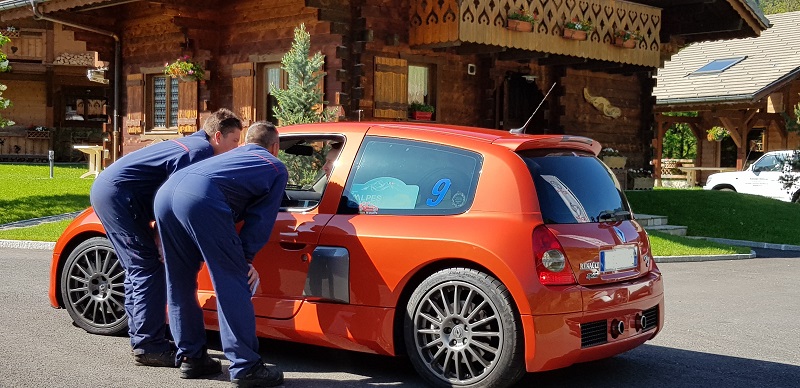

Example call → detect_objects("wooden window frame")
146 74 180 133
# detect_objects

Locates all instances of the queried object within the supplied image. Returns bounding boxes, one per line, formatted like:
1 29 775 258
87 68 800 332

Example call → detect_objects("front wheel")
404 268 525 387
60 237 128 335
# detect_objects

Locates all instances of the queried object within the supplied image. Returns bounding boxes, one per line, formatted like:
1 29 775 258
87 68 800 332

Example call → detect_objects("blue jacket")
171 144 288 262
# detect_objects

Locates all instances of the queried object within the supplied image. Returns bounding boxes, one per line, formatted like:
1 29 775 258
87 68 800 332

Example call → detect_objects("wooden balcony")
410 0 662 68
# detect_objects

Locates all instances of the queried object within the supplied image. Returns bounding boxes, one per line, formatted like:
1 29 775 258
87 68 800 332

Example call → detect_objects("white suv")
704 150 800 203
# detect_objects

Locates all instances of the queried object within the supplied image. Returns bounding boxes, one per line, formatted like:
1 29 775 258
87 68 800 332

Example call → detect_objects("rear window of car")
342 137 482 215
519 150 630 224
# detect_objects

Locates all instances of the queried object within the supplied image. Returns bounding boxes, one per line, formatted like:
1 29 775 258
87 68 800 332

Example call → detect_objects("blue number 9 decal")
426 178 451 206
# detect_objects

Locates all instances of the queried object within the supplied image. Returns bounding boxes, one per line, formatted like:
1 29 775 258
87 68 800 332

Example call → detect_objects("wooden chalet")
654 10 800 186
0 0 768 169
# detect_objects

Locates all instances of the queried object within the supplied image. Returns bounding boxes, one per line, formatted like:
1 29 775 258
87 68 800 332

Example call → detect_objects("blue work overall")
154 144 287 379
89 130 213 355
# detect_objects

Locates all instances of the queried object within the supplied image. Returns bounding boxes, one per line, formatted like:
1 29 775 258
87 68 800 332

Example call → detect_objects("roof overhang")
638 0 769 42
0 0 137 21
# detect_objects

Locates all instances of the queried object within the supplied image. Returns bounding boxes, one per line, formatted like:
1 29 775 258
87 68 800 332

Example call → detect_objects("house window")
373 57 437 120
689 57 746 75
257 63 287 124
408 65 430 104
151 75 179 130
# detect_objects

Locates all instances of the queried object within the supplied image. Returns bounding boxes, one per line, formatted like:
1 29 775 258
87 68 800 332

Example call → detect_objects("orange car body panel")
50 122 664 373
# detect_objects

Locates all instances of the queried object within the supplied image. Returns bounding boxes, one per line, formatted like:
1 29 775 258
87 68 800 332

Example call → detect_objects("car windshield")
519 150 630 224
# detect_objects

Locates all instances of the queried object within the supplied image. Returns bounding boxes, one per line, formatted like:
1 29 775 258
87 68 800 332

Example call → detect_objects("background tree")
271 23 336 126
757 0 800 13
661 112 698 159
0 33 14 128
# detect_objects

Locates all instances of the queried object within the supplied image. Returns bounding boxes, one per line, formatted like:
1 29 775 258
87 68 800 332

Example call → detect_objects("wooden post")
654 118 666 187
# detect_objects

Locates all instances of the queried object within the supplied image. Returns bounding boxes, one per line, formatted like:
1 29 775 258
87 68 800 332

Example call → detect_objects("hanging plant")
164 55 205 81
706 126 730 142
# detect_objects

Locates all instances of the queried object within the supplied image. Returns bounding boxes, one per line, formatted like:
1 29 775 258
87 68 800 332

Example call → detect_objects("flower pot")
614 37 637 48
412 111 433 121
507 20 533 32
631 177 655 190
562 28 587 40
602 156 627 169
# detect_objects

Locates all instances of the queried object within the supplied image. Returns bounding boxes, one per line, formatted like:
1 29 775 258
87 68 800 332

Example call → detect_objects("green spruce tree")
0 33 14 128
271 24 336 125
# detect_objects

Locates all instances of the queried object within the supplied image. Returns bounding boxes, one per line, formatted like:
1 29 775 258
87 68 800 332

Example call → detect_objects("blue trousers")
154 173 260 379
89 176 171 355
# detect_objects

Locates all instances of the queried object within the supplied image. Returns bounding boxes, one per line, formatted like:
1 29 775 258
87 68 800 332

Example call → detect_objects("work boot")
231 362 284 387
133 349 178 368
180 353 222 379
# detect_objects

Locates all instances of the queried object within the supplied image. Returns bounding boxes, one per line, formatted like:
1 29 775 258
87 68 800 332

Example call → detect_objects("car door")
250 133 357 319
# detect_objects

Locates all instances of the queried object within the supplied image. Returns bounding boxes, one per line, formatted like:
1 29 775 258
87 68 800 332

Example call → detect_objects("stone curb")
689 236 800 252
654 251 756 263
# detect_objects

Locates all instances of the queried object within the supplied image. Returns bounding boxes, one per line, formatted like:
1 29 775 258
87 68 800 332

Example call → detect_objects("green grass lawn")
626 188 800 246
0 163 92 225
0 219 73 242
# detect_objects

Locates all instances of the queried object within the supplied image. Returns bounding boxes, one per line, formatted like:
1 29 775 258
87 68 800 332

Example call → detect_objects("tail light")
533 225 576 285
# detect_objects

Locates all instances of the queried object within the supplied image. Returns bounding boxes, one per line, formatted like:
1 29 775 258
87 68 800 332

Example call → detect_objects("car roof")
279 122 602 155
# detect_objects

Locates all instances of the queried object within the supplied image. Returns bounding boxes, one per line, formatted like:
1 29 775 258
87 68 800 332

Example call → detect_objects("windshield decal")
541 175 590 223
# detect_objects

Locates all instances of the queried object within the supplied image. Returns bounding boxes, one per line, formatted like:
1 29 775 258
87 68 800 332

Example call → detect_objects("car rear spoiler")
492 135 602 155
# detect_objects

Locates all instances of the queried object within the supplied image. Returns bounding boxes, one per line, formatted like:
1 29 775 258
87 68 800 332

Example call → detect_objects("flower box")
507 20 533 32
602 156 627 169
614 37 637 49
631 177 655 190
562 28 587 40
412 111 433 121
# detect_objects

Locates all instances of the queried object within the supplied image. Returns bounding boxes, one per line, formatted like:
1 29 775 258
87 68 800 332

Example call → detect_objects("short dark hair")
245 121 279 149
330 141 343 150
203 108 243 137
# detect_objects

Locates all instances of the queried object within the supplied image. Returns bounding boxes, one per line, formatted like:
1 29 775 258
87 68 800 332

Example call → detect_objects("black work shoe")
231 363 284 387
133 349 178 367
180 354 222 379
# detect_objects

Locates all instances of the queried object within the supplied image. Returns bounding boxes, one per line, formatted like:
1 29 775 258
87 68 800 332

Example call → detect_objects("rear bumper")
522 273 664 372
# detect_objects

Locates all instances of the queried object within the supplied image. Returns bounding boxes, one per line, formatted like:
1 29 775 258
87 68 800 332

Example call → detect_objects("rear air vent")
642 305 659 332
581 320 608 348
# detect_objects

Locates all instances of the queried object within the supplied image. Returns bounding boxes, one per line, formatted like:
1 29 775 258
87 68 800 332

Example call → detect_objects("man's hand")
248 264 260 295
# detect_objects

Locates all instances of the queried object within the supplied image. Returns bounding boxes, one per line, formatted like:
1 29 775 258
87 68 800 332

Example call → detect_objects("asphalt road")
1 247 798 387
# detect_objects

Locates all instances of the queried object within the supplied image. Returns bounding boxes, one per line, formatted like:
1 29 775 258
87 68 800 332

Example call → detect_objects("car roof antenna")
510 82 557 135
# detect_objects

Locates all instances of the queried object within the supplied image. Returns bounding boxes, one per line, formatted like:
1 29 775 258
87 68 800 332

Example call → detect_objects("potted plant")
507 7 538 32
409 101 435 121
164 55 205 82
628 168 654 190
599 147 627 169
613 29 643 48
563 17 593 40
706 126 730 142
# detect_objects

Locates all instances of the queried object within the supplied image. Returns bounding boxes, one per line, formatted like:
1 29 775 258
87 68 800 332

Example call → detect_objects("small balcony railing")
410 0 662 68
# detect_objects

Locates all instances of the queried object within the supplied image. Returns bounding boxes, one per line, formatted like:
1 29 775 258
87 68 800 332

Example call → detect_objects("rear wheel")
60 237 128 335
404 268 525 388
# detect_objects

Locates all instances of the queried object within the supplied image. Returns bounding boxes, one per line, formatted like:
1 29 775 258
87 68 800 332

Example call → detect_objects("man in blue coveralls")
89 109 243 367
154 121 288 387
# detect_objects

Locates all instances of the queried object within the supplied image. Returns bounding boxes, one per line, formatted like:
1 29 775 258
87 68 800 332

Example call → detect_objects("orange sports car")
51 122 663 387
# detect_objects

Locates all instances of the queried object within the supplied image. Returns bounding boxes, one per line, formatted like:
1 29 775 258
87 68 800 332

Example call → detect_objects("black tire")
60 237 128 336
404 268 525 388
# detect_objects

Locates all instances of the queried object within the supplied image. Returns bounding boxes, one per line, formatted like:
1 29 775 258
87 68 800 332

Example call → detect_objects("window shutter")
232 63 255 138
177 79 198 134
374 57 408 119
125 74 143 135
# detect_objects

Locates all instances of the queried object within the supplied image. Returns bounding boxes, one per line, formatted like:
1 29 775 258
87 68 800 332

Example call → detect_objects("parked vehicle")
50 122 663 387
704 150 800 203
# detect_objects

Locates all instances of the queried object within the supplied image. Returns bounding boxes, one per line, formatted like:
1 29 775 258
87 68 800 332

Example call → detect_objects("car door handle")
279 241 306 251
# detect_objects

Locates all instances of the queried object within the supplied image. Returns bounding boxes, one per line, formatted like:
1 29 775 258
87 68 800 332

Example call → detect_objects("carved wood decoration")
583 88 621 119
410 0 661 68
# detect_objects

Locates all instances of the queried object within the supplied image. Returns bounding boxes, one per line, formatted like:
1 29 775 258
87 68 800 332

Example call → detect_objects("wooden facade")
0 0 767 169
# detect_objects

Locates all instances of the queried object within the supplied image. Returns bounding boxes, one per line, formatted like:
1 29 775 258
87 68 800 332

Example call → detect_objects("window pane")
691 57 745 75
169 78 179 128
343 137 482 215
267 67 282 91
408 65 428 103
154 76 167 128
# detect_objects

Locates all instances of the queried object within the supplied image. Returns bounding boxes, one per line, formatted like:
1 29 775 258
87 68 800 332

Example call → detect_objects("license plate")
600 246 637 272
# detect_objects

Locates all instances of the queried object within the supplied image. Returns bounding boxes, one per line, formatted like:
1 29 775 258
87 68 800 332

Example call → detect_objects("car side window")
342 137 482 215
278 136 343 211
752 155 782 172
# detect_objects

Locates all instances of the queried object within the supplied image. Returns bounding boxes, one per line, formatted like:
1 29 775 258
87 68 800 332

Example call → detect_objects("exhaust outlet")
610 319 625 338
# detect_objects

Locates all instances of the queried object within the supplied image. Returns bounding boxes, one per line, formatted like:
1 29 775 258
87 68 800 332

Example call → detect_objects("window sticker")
351 177 420 210
425 178 451 206
541 175 590 223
